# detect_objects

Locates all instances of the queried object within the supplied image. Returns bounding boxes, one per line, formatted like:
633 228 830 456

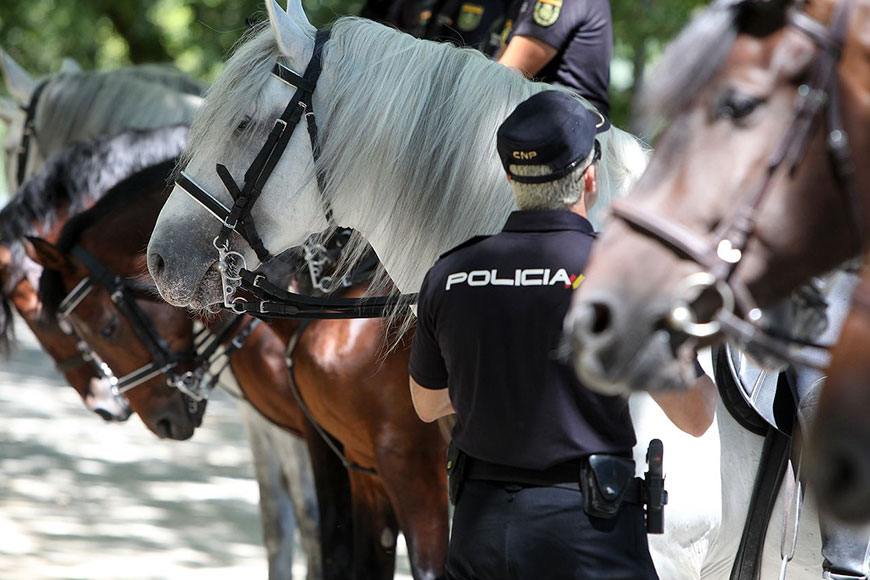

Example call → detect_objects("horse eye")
100 316 119 339
236 116 252 132
716 89 764 122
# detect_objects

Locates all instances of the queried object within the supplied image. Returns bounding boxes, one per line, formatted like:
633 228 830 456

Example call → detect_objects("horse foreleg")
375 427 449 580
346 452 399 580
271 422 322 580
238 401 299 580
306 424 354 580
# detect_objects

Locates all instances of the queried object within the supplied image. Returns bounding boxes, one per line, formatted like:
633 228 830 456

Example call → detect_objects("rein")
176 29 417 319
16 79 49 187
611 0 859 368
57 244 257 404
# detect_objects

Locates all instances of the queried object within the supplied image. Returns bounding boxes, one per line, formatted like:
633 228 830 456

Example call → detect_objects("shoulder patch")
457 3 485 31
532 0 561 27
439 235 490 259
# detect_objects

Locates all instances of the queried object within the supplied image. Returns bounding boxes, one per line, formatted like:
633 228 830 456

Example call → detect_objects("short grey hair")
509 147 596 211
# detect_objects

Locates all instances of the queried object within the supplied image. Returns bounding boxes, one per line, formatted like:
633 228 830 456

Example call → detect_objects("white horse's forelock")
34 65 204 164
180 17 650 333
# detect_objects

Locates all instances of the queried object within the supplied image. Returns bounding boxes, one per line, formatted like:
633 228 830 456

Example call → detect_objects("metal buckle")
667 271 736 338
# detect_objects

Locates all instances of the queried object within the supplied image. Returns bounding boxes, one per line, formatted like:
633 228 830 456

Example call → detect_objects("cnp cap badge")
533 0 561 27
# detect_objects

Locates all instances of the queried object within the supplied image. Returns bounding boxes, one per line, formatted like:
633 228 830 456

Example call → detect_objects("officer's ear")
584 164 597 195
505 173 512 184
583 165 598 209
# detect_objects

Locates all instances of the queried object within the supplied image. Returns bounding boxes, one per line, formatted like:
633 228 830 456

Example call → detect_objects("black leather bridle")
176 29 417 319
610 0 861 368
58 245 257 402
16 79 49 187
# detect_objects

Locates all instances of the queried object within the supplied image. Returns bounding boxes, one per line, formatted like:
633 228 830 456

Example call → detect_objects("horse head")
565 0 870 395
29 234 204 441
148 0 327 309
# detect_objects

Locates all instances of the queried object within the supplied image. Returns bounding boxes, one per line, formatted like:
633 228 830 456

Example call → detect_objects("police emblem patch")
532 0 561 27
457 3 484 31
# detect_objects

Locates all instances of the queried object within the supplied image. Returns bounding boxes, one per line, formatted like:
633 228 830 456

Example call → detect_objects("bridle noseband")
57 245 258 405
611 0 860 368
177 29 417 319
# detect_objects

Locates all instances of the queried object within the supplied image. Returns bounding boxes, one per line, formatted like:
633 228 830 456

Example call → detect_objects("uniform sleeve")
409 270 449 390
512 0 587 51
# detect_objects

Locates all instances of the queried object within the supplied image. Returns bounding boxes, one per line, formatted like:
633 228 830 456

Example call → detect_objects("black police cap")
497 91 609 184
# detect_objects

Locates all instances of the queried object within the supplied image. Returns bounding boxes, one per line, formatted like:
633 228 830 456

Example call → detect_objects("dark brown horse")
565 0 870 393
0 126 202 437
32 166 449 579
810 265 870 522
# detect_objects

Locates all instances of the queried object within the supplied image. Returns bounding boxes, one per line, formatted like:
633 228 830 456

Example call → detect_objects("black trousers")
447 480 659 580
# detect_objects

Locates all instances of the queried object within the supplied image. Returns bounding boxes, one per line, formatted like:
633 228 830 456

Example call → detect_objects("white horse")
146 1 833 577
0 49 203 191
0 57 321 580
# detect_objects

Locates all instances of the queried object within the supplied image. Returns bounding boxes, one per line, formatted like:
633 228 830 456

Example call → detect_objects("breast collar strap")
178 29 417 319
610 0 857 368
16 79 49 187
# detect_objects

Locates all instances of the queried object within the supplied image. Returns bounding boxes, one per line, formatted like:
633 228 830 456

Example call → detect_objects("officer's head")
497 91 608 212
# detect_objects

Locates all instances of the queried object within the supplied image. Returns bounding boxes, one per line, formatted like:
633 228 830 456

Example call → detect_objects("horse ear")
0 97 18 124
24 237 70 273
266 0 312 57
59 58 83 74
284 0 313 30
0 48 37 104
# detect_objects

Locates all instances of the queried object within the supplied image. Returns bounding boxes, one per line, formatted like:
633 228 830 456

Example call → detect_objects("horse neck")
77 185 169 279
34 78 198 170
317 36 526 293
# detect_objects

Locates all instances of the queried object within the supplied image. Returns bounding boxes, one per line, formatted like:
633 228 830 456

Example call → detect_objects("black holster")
580 454 636 519
446 439 467 505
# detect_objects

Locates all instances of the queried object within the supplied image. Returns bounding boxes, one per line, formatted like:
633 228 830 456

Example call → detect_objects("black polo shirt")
488 0 612 117
423 0 508 49
410 210 635 470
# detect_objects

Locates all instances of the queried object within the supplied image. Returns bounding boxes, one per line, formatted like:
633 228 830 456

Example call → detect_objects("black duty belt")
465 456 643 504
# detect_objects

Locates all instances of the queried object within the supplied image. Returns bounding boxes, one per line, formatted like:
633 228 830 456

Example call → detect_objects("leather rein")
610 0 861 369
176 29 416 320
16 79 49 188
57 244 259 405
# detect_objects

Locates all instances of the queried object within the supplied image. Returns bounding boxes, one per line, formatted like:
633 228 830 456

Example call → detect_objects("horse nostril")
589 302 612 336
148 250 166 280
157 418 174 439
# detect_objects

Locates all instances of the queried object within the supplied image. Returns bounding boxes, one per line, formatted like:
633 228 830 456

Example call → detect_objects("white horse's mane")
34 65 204 162
183 16 650 331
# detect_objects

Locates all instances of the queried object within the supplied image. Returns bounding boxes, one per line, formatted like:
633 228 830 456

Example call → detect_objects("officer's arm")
649 374 717 437
410 377 455 423
498 35 558 77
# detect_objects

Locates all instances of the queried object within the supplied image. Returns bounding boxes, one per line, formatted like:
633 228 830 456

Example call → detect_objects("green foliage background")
0 0 708 127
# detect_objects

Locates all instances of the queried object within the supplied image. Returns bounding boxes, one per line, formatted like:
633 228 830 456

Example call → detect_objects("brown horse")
0 126 203 437
565 0 870 395
810 264 870 522
32 166 449 579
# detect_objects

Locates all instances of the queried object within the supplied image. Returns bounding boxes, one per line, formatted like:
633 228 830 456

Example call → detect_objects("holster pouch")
581 454 635 519
446 440 467 506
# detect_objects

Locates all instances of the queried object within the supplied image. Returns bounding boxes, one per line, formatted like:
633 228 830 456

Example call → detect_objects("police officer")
422 0 508 49
408 90 658 580
490 0 612 118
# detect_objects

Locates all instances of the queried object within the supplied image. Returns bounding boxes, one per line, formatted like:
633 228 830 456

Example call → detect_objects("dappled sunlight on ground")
0 318 415 579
